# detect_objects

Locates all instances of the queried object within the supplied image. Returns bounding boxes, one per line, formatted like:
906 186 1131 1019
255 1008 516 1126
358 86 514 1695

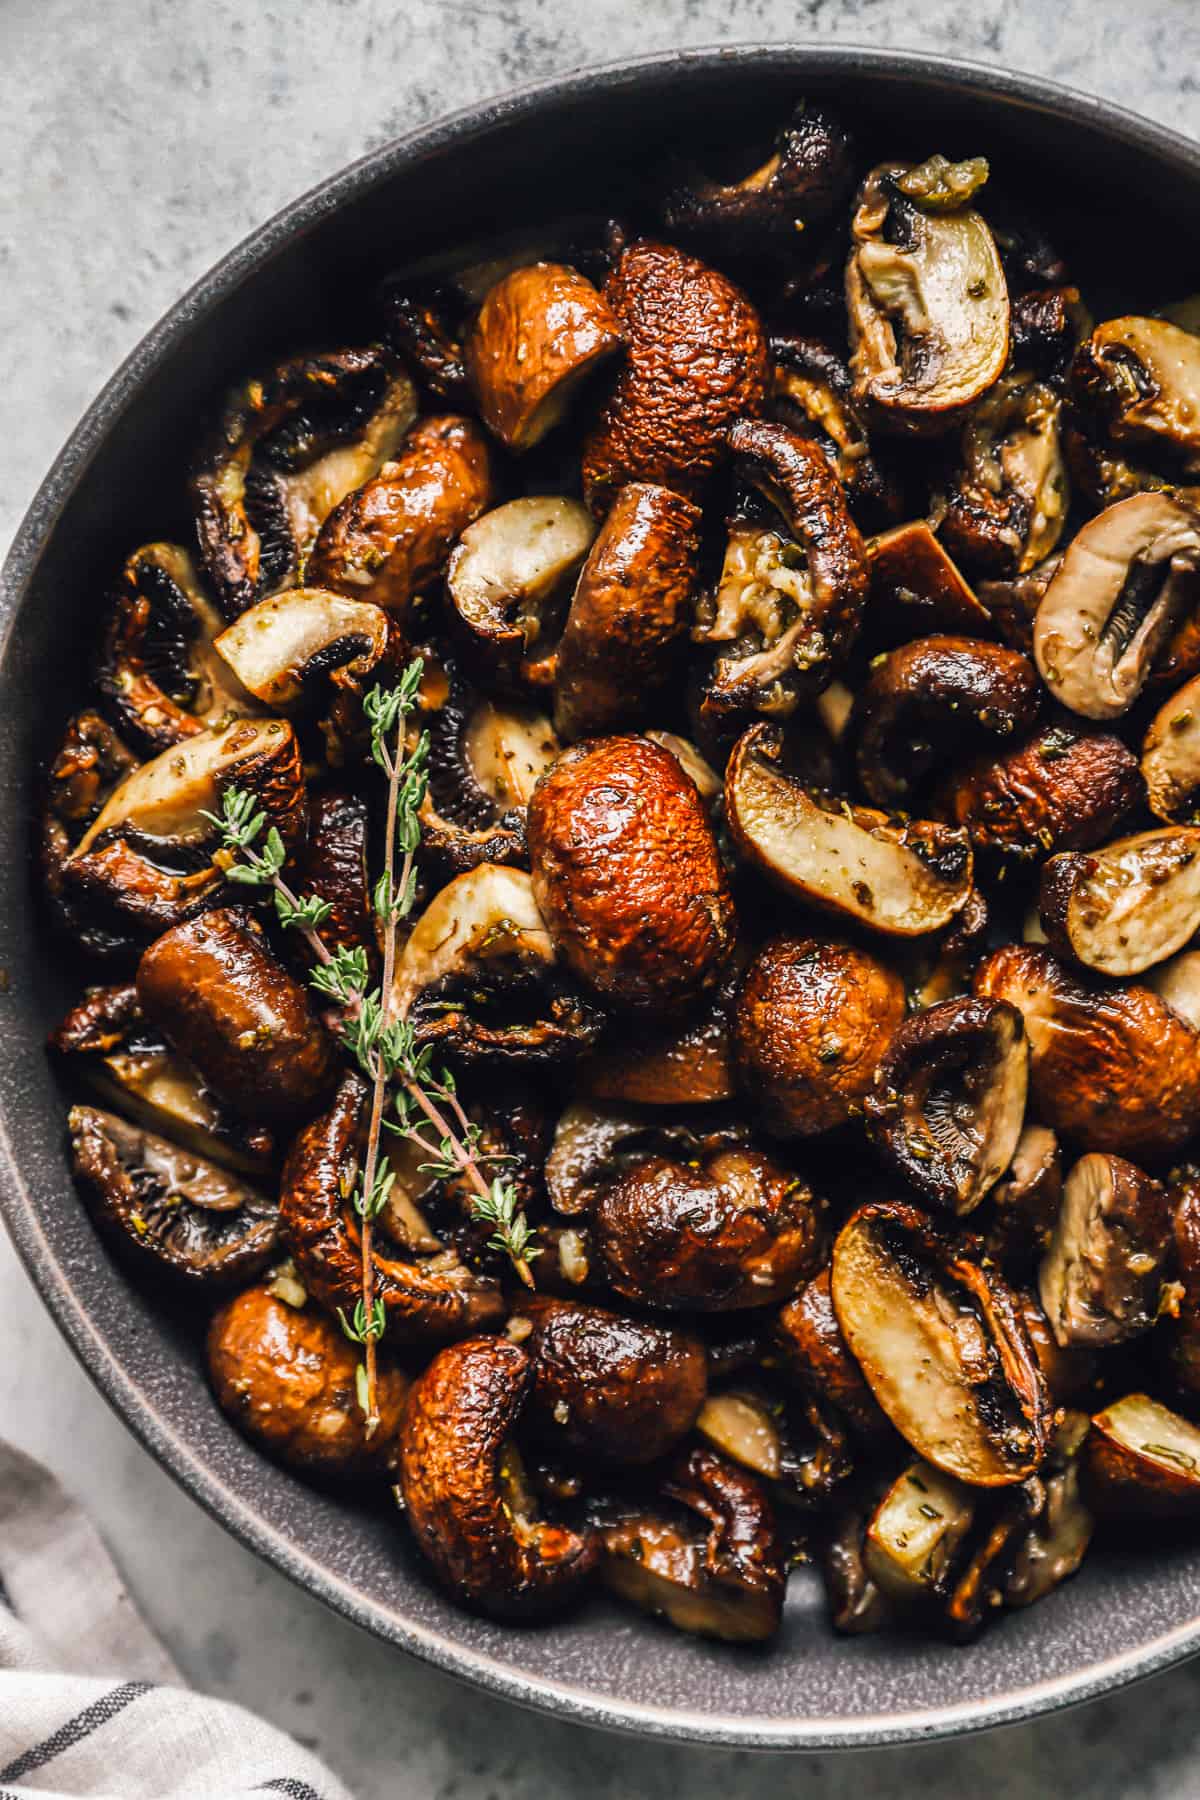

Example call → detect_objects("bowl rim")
4 39 1200 1751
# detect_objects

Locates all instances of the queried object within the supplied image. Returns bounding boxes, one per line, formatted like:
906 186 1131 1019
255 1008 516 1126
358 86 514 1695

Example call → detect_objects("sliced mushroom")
191 346 416 617
528 735 736 1010
1142 671 1200 823
591 1144 826 1311
212 588 390 710
694 420 868 719
207 1286 409 1479
696 1382 852 1508
305 415 495 613
543 1100 746 1218
865 1460 976 1606
596 1443 784 1642
847 156 1009 433
1039 827 1200 977
977 554 1062 655
40 710 141 958
1004 1411 1093 1608
68 1103 278 1289
553 482 701 741
863 521 993 646
770 335 904 530
1073 317 1200 458
771 1269 893 1445
399 1336 597 1618
1085 1394 1200 1519
98 542 258 754
1038 1152 1169 1348
733 934 906 1137
280 1076 504 1344
445 496 596 689
465 262 622 451
724 722 973 937
1033 493 1200 719
974 945 1200 1160
938 372 1069 578
831 1202 1050 1485
849 636 1040 809
867 997 1028 1217
979 1123 1062 1280
581 240 768 512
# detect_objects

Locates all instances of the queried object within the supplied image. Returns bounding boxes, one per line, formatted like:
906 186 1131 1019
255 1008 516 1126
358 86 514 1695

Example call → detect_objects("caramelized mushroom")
527 735 736 1010
696 1382 852 1507
831 1202 1050 1484
863 520 992 645
979 1123 1062 1280
300 786 377 973
465 263 622 451
1039 827 1200 976
1038 1151 1168 1347
867 997 1028 1216
445 496 595 688
865 1461 976 1606
399 1336 597 1618
1142 671 1200 823
543 1100 746 1218
40 710 141 958
1072 317 1200 460
581 240 768 512
1168 1167 1200 1397
575 985 738 1108
1085 1394 1200 1519
938 372 1069 579
819 1488 892 1634
770 335 904 530
725 723 973 937
208 1286 409 1479
733 934 906 1136
1004 1411 1093 1608
772 1269 892 1444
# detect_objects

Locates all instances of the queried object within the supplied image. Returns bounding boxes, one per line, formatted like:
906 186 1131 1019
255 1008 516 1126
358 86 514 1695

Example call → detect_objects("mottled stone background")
1 2 1198 1794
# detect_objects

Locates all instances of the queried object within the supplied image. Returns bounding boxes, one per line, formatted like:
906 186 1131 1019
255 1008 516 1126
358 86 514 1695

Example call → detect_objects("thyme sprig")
204 654 539 1429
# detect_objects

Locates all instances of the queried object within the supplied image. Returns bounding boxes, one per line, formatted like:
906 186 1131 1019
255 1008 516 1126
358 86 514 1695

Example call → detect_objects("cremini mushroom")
1142 671 1200 823
543 1100 746 1218
1038 1152 1169 1348
1085 1394 1200 1519
938 372 1069 578
979 1123 1062 1280
300 786 378 974
1039 826 1200 977
379 280 471 405
445 496 596 690
576 958 741 1108
769 334 903 530
1169 1167 1200 1399
696 1382 853 1508
865 1460 976 1608
772 1269 893 1445
1072 317 1200 462
862 520 992 647
41 710 141 958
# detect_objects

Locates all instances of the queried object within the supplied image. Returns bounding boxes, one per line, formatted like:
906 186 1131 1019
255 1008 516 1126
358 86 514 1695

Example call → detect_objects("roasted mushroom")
575 979 738 1108
937 371 1069 579
581 240 768 512
445 496 596 688
543 1100 746 1218
1168 1167 1200 1398
725 723 973 937
865 1460 976 1607
1142 671 1200 823
465 263 623 451
978 1123 1062 1280
399 1335 597 1618
527 735 736 1010
191 347 416 617
974 945 1200 1160
208 1285 409 1479
696 1381 852 1508
772 1269 893 1445
1072 317 1200 478
770 335 904 530
831 1201 1051 1485
867 997 1028 1216
1033 493 1200 719
1004 1411 1093 1608
1085 1394 1200 1519
733 934 906 1137
68 1104 278 1289
862 520 993 646
300 786 377 972
41 710 141 958
1039 827 1200 977
847 156 1009 433
1038 1151 1169 1348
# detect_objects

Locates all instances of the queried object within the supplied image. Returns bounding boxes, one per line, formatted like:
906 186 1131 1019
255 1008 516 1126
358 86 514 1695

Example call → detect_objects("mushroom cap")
1038 1151 1169 1348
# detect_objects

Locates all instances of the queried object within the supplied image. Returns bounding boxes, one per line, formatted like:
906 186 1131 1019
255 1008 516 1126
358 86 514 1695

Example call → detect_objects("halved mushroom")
581 240 769 513
936 717 1143 863
379 280 471 405
1038 1151 1169 1348
40 710 141 958
300 786 377 974
977 555 1062 655
865 1460 976 1606
1073 317 1200 458
281 1076 505 1344
696 1381 853 1508
596 1443 785 1642
974 945 1200 1160
770 335 904 530
98 542 259 754
305 415 495 613
1142 672 1200 823
659 101 854 258
543 1100 747 1218
694 420 868 719
1033 493 1200 719
847 156 1010 433
68 1103 278 1289
392 863 602 1064
938 372 1069 578
1085 1394 1200 1519
772 1269 893 1444
1039 827 1200 977
465 262 623 451
591 1144 826 1311
725 722 973 937
553 482 701 741
517 1293 706 1464
399 1336 597 1618
733 934 906 1137
191 346 416 617
831 1202 1050 1485
207 1286 409 1480
862 520 993 647
849 636 1040 809
445 496 596 689
867 997 1028 1216
1004 1411 1093 1608
527 735 736 1010
979 1124 1062 1280
212 588 390 710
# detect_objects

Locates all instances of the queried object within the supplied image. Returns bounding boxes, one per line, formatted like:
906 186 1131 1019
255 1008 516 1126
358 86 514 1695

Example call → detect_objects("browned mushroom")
938 372 1069 579
725 722 973 937
771 1269 893 1444
1038 827 1200 977
1142 671 1200 823
465 263 623 451
299 786 377 974
819 1487 892 1634
974 945 1200 1160
1072 317 1200 463
865 1460 976 1607
1168 1167 1200 1398
1085 1394 1200 1519
863 520 993 646
380 281 471 404
553 482 701 741
976 555 1062 655
770 335 904 530
978 1123 1062 1280
576 958 741 1107
40 711 143 959
1004 1412 1093 1608
848 636 1041 808
445 496 596 689
399 1335 597 1618
1033 493 1200 719
543 1100 747 1218
305 415 495 613
866 997 1028 1216
847 156 1009 434
733 934 906 1137
695 1381 852 1507
527 735 736 1010
207 1286 409 1479
831 1201 1051 1485
1038 1152 1169 1348
581 240 768 512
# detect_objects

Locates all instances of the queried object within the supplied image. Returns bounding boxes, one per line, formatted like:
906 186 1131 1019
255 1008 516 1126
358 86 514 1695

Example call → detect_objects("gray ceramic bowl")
3 43 1200 1750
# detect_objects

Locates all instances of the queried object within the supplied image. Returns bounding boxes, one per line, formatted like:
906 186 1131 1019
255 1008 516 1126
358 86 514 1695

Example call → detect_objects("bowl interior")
4 47 1200 1747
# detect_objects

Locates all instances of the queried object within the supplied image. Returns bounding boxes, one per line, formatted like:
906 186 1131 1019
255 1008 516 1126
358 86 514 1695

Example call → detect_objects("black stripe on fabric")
256 1781 326 1800
0 1680 152 1783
